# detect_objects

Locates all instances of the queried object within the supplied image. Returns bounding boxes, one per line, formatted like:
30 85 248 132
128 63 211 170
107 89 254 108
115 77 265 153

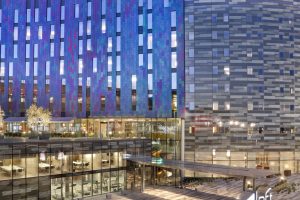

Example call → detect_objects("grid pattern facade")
184 0 300 165
0 0 184 118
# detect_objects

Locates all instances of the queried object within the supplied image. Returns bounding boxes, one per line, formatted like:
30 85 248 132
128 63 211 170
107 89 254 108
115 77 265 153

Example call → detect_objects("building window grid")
0 1 182 123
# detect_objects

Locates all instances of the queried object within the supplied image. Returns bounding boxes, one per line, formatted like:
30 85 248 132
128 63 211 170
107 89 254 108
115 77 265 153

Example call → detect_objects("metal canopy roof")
127 156 276 179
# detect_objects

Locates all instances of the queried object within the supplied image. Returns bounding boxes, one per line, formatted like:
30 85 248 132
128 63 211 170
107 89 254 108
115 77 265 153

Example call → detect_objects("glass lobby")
0 138 152 199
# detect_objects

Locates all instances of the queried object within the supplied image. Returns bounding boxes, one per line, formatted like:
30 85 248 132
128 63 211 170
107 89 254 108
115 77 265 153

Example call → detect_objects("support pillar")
141 164 145 192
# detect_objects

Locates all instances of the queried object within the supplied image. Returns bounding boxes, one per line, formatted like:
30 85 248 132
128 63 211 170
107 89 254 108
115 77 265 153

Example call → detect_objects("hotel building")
0 0 183 199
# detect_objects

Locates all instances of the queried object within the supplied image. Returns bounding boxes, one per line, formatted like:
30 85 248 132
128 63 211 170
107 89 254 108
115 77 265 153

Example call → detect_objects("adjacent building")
184 0 300 176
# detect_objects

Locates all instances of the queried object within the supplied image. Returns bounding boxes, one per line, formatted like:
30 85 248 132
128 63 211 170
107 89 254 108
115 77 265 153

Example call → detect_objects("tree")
26 105 51 132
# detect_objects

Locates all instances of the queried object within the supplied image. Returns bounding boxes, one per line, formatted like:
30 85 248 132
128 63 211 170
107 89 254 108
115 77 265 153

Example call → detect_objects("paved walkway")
188 174 300 200
85 174 300 200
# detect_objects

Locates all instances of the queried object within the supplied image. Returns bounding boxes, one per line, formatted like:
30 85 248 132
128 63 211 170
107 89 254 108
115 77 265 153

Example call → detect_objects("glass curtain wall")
0 139 151 199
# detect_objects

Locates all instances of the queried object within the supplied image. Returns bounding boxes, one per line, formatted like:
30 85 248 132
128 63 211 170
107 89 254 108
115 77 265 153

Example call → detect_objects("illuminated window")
79 40 83 55
171 31 177 47
50 25 55 39
148 33 153 49
117 0 121 13
26 9 31 23
213 102 218 111
78 59 83 74
101 19 106 33
102 0 106 15
38 26 43 40
34 62 38 76
88 2 92 16
224 66 230 75
61 6 65 20
79 22 83 36
171 52 177 68
60 24 65 38
148 53 153 69
132 75 137 90
148 13 152 29
26 27 31 40
139 14 143 26
108 76 112 89
108 56 112 72
9 62 13 77
107 37 112 52
164 0 169 7
139 54 143 67
148 0 152 9
0 63 4 77
46 61 50 76
171 11 176 27
34 44 38 58
148 74 153 90
60 60 64 75
13 27 18 41
116 56 121 71
172 73 177 90
117 17 121 32
47 7 51 21
87 39 92 51
247 67 253 75
14 10 19 23
248 102 253 111
35 8 39 22
117 36 121 52
60 41 64 56
75 4 79 18
116 75 121 89
93 57 97 73
87 20 91 35
225 102 230 110
50 42 54 57
139 34 143 46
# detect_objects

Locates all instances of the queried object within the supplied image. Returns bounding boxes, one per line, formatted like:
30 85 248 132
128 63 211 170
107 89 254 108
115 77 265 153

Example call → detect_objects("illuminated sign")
247 188 272 200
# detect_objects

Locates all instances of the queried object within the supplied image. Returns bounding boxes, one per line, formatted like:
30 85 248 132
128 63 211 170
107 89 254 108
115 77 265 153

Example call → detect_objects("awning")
126 156 277 179
4 117 26 122
4 117 74 123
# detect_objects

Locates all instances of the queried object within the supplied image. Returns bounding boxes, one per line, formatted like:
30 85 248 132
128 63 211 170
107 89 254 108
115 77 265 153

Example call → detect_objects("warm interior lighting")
58 152 64 160
40 152 46 161
226 150 231 158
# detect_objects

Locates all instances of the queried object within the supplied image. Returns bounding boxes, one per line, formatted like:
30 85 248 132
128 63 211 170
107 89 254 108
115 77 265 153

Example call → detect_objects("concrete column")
141 164 145 192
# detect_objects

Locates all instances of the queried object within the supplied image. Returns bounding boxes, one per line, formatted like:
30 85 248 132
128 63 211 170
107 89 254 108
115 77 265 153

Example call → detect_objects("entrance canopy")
126 156 276 179
4 117 74 123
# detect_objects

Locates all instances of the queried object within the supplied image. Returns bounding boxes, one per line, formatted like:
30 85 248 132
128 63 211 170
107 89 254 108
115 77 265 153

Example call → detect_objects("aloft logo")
247 188 272 200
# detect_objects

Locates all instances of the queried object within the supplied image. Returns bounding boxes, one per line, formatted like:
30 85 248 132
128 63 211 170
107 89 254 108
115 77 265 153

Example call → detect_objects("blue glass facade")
0 0 184 118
